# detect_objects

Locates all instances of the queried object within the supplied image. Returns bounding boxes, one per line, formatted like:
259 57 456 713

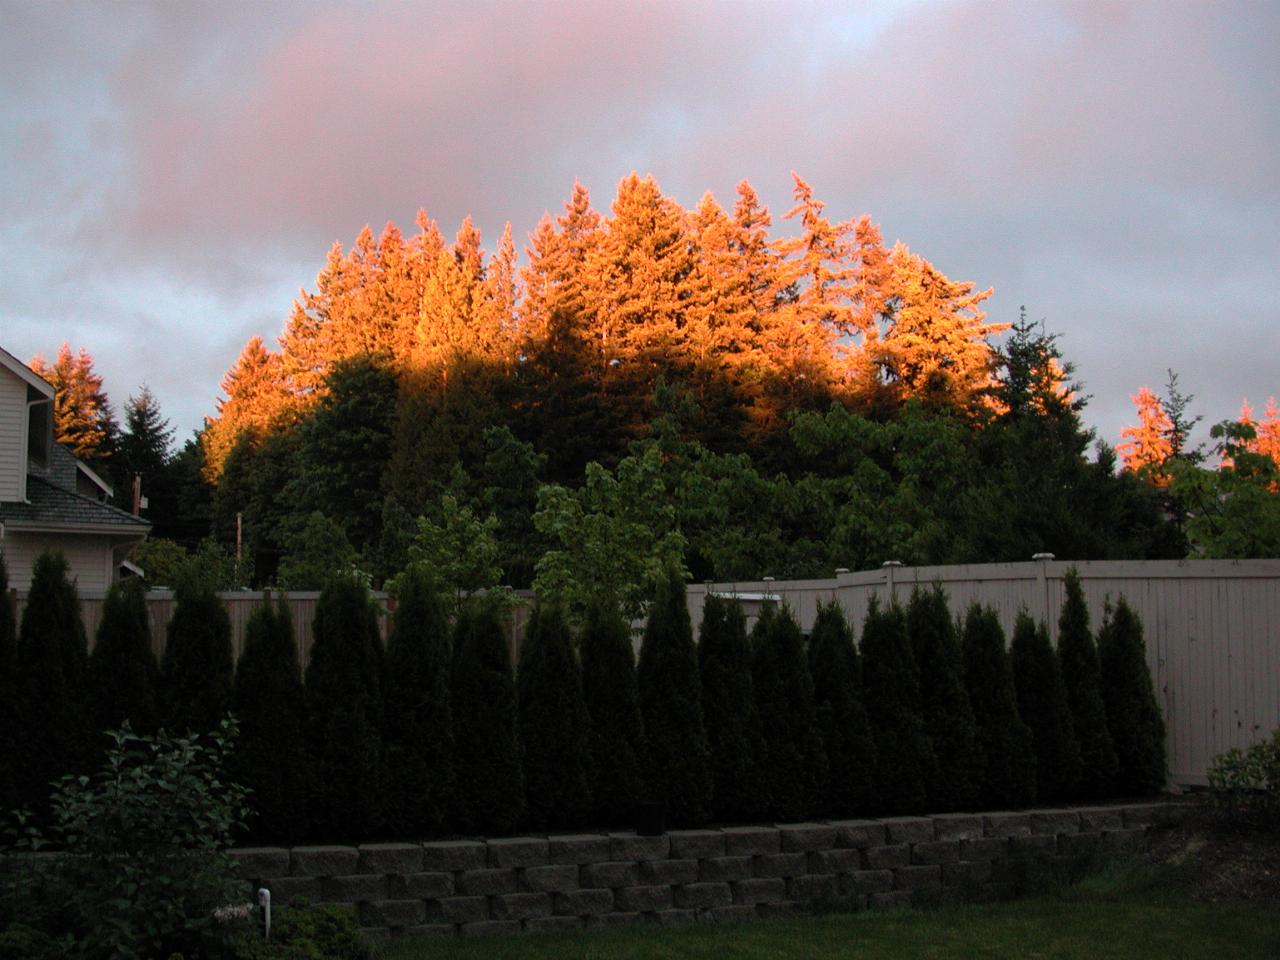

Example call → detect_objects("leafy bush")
1207 728 1280 829
162 574 234 734
698 594 762 823
581 597 646 827
231 898 371 960
1010 611 1082 803
808 601 877 818
1098 597 1167 796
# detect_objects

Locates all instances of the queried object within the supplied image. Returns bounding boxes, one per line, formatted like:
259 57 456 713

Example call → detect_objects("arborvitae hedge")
907 586 983 811
305 576 387 840
88 578 161 737
383 566 454 837
961 604 1037 809
0 554 19 815
751 603 827 822
451 597 524 835
1098 597 1167 796
15 551 90 817
518 602 592 830
698 594 762 823
234 594 309 844
637 565 712 828
580 596 646 828
1010 611 1082 803
858 596 932 814
808 600 877 818
1057 569 1119 799
161 575 233 733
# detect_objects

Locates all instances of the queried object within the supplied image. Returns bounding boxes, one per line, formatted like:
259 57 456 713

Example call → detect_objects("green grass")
374 866 1280 960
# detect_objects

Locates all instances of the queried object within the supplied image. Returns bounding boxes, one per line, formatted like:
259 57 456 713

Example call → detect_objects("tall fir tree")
808 601 878 818
88 578 161 739
161 574 233 734
517 603 592 830
116 386 176 518
305 576 387 840
29 343 118 474
233 595 309 844
383 565 454 836
636 564 712 827
697 594 763 823
906 586 983 811
1097 598 1167 796
858 596 932 814
961 604 1037 808
451 597 524 835
1057 569 1120 799
580 596 646 827
1010 611 1082 803
1118 387 1175 486
0 554 20 816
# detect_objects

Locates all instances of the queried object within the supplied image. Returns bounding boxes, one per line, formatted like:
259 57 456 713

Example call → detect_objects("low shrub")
232 898 371 960
1207 728 1280 830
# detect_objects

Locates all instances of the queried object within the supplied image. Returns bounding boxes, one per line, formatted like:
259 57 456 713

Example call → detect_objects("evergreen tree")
116 385 177 522
233 594 309 843
1098 598 1167 796
581 596 646 827
451 597 523 835
1057 569 1120 799
961 604 1037 808
858 596 932 814
88 578 160 738
160 574 233 734
305 576 387 840
907 586 983 811
698 594 762 822
383 565 454 836
14 551 90 816
29 343 118 473
517 603 592 830
0 554 20 815
751 603 827 822
1010 611 1082 803
808 601 878 818
636 565 712 827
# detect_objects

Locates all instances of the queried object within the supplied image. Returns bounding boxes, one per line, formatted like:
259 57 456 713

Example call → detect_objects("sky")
1 0 1277 453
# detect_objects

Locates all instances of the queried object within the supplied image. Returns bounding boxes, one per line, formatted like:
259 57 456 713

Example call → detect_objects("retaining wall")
231 801 1184 940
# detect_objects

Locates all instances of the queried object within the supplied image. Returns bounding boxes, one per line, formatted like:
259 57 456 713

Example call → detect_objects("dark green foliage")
751 603 827 822
961 604 1037 809
277 511 361 590
1010 611 1082 802
636 565 712 827
0 555 19 816
1057 569 1120 799
383 566 454 837
451 598 523 835
232 899 372 960
517 603 592 830
304 577 386 841
808 601 877 818
88 578 160 738
14 551 90 816
907 586 983 811
698 594 762 822
1098 598 1167 796
233 594 309 844
858 596 932 814
580 596 646 828
161 574 233 734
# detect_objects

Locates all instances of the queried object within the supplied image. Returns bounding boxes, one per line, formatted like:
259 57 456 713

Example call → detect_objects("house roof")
0 473 150 535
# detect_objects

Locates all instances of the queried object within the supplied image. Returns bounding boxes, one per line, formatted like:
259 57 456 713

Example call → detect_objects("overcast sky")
2 0 1277 453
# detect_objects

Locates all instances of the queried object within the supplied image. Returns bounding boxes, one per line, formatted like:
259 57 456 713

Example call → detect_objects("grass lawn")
373 866 1280 960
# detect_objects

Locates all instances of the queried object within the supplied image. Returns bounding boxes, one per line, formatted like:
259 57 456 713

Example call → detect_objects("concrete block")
829 819 886 848
547 834 611 864
787 874 836 902
581 861 640 888
839 870 893 896
808 849 861 874
892 865 942 891
755 901 804 920
421 840 486 872
609 832 669 862
982 881 1017 901
1030 809 1080 836
1075 806 1124 832
943 860 993 885
490 892 552 921
960 837 1008 861
584 911 643 929
398 872 454 899
456 868 519 896
983 812 1032 838
1102 827 1148 853
459 920 520 937
640 858 699 885
861 844 910 869
322 874 386 902
403 923 456 938
614 884 673 912
778 822 838 852
265 876 322 903
704 904 758 924
525 915 584 933
1121 802 1183 828
488 837 550 868
932 814 984 841
229 847 290 882
882 817 933 845
674 882 732 909
290 845 358 877
1060 832 1105 857
911 840 960 865
722 825 781 856
358 842 423 875
652 908 699 927
439 896 489 923
869 890 913 910
359 899 426 928
554 889 615 916
1009 834 1056 857
753 852 806 878
361 927 391 941
699 856 754 882
668 829 726 859
731 877 787 905
522 864 580 892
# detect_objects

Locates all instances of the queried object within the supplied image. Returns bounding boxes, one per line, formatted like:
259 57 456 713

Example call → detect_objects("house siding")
0 367 26 504
2 531 115 593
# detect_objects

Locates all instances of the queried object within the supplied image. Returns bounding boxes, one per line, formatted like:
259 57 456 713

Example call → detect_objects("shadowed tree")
1057 569 1120 799
581 596 646 827
1010 611 1082 803
0 554 20 815
698 594 763 823
88 578 161 739
1098 598 1167 796
161 574 233 735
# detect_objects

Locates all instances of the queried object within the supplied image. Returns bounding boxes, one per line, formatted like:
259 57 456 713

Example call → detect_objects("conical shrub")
1098 597 1167 796
1010 611 1081 803
961 604 1037 808
581 596 645 827
89 578 161 737
907 586 982 811
752 603 827 822
698 594 762 823
161 575 233 734
858 596 932 814
637 565 712 827
451 597 523 835
383 566 454 836
305 576 387 840
1057 569 1119 799
0 553 20 815
518 602 592 830
808 600 877 818
234 594 309 844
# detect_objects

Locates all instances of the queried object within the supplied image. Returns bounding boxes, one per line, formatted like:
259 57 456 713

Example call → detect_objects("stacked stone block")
229 801 1184 940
